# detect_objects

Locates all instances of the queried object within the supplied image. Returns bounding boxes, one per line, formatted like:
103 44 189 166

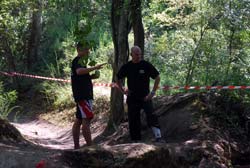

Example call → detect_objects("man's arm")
116 64 128 95
116 79 126 94
144 75 160 101
151 75 160 94
76 63 106 75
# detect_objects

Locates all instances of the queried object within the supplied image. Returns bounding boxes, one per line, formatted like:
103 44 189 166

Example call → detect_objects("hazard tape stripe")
1 71 250 90
12 72 71 83
160 86 250 90
0 71 14 76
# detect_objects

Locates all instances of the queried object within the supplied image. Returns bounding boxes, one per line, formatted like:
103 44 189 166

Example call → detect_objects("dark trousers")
127 96 160 141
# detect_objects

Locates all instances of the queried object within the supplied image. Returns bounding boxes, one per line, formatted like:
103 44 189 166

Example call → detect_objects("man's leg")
82 118 92 146
143 100 162 139
77 100 94 146
127 98 142 141
72 118 82 149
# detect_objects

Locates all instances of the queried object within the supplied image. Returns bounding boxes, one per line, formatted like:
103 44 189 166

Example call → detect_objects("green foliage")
0 0 29 71
88 41 113 83
73 19 97 48
39 0 111 74
143 0 194 36
0 83 19 119
1 0 250 111
202 91 250 138
143 0 250 94
40 33 113 110
41 82 74 110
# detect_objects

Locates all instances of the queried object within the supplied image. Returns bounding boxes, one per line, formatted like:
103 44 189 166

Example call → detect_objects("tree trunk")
108 0 144 131
224 1 235 84
108 0 130 129
224 28 235 84
185 25 207 86
4 40 19 87
130 0 144 56
27 0 42 70
5 43 16 73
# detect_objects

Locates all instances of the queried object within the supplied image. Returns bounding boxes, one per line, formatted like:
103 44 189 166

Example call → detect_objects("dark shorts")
75 100 94 119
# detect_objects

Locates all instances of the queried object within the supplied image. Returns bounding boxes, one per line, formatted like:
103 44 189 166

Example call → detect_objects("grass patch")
40 94 110 127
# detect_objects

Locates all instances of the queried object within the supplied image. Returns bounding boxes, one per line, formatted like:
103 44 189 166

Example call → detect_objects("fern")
0 83 19 119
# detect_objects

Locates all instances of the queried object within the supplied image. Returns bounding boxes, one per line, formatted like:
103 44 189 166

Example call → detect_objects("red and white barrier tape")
1 71 250 90
93 82 117 87
12 72 71 83
0 71 15 77
0 71 115 87
1 71 71 82
161 85 250 90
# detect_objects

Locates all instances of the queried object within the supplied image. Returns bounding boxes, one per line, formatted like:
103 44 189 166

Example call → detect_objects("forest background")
0 0 250 127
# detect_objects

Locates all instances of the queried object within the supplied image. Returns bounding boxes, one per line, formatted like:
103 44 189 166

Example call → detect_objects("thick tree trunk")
130 0 144 57
108 0 144 131
27 0 42 70
108 0 130 129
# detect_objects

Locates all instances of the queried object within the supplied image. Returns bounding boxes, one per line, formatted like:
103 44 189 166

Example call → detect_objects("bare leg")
72 119 82 149
82 118 92 146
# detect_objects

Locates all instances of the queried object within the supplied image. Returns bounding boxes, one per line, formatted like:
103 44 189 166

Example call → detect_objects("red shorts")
76 100 94 119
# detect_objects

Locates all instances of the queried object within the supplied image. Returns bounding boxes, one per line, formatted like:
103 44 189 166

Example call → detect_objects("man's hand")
118 86 129 96
123 88 129 96
116 80 129 95
93 63 107 70
91 70 100 79
144 91 155 101
76 63 107 75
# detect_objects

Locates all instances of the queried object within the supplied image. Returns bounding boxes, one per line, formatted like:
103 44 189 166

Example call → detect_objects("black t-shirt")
117 60 159 98
71 56 93 102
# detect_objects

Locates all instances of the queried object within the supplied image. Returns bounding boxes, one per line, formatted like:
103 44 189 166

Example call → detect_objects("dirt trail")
2 92 250 168
12 116 107 150
10 86 111 150
12 119 74 150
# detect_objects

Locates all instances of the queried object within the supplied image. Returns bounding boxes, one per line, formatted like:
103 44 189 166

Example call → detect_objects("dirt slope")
1 92 250 168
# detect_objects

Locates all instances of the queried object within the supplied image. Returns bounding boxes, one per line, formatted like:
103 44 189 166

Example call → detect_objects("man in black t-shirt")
71 42 105 149
117 46 164 142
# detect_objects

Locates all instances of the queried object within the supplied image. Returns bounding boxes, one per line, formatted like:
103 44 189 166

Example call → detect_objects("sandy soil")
12 119 74 150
